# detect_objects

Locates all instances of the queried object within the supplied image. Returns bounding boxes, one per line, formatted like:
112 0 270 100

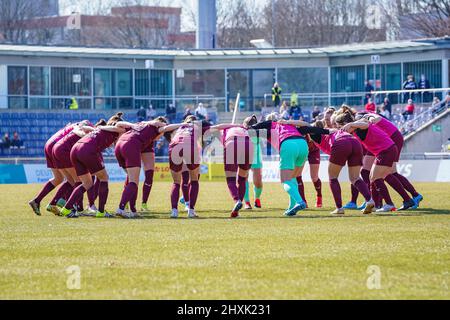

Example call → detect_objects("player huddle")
28 105 423 219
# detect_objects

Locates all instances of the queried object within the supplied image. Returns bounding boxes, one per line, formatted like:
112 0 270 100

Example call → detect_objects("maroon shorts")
390 130 403 162
44 140 57 169
329 137 363 167
308 148 321 165
169 141 201 172
52 144 74 169
141 143 154 154
223 136 253 172
375 144 398 167
115 140 141 169
70 143 105 176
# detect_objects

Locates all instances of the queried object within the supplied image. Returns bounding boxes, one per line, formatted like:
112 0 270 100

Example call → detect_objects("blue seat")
0 113 11 119
28 113 37 119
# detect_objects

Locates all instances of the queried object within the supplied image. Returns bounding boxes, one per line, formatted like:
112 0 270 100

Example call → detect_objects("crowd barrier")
0 160 449 184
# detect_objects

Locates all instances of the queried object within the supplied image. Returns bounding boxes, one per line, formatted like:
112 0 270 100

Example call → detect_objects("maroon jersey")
77 128 119 152
118 122 160 150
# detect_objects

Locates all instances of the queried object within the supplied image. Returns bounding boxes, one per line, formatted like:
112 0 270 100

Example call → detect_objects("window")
8 66 27 95
150 70 172 96
135 69 149 96
116 69 132 96
30 66 49 96
175 69 225 96
278 68 328 93
94 69 112 97
403 60 442 89
51 67 91 96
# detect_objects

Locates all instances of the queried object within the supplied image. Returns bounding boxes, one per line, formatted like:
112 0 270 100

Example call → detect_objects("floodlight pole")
271 0 276 47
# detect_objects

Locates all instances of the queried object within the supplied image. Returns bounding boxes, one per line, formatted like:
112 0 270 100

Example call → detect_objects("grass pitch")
0 181 449 300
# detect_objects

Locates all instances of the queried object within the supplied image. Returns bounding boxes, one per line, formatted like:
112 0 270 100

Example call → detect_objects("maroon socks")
226 177 240 202
142 169 154 204
361 169 370 185
49 181 72 205
65 184 86 211
97 181 109 213
237 176 247 201
353 179 371 202
329 178 342 208
181 171 190 202
296 176 306 204
87 178 100 207
171 183 180 209
119 182 137 211
313 178 322 197
393 172 419 198
385 174 412 202
189 181 199 209
350 184 359 203
372 179 394 206
34 181 56 205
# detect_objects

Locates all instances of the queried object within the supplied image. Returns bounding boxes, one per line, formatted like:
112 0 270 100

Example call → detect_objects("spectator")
137 106 147 122
402 98 415 120
432 94 450 116
182 106 193 120
271 82 282 108
279 101 290 120
380 97 392 114
364 80 374 104
290 91 298 108
311 106 321 120
379 105 391 119
364 98 376 113
289 103 303 120
147 104 156 120
195 103 208 120
66 97 78 110
402 74 417 102
165 103 177 122
418 74 431 102
10 132 23 148
1 133 11 150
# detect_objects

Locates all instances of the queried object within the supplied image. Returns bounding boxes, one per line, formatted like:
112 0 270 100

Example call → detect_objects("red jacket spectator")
364 99 376 113
405 102 415 113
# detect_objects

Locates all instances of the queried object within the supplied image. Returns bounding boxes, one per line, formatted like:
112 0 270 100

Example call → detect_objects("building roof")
0 37 449 60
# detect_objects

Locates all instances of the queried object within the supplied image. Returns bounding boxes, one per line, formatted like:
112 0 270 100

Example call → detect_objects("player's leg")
60 173 93 218
93 169 113 217
117 167 141 218
295 165 307 207
141 151 155 211
29 168 64 215
328 162 344 214
310 163 322 208
187 166 200 218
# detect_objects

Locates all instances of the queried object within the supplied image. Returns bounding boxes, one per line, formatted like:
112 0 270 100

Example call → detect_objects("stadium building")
0 37 449 159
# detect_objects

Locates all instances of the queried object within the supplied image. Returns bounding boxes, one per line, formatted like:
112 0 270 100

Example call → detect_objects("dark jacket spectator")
2 133 11 149
418 74 431 102
165 104 177 122
182 107 193 120
381 97 392 114
402 75 417 102
10 132 23 148
137 107 147 122
311 106 321 120
364 80 374 104
289 105 303 120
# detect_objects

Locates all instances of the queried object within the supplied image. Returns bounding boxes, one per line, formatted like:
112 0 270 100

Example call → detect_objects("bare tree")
0 0 51 43
379 0 450 39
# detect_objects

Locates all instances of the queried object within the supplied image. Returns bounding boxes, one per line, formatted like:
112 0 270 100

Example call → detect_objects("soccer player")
28 120 91 216
49 120 101 216
243 130 264 210
115 117 184 218
210 116 256 217
167 115 211 218
338 110 416 212
59 112 126 218
245 113 326 216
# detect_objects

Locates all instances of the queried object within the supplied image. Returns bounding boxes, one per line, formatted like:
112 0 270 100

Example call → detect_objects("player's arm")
342 121 369 133
363 113 381 124
209 123 242 132
278 119 310 127
115 121 134 129
98 125 127 134
158 123 186 133
297 127 330 135
247 120 272 130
